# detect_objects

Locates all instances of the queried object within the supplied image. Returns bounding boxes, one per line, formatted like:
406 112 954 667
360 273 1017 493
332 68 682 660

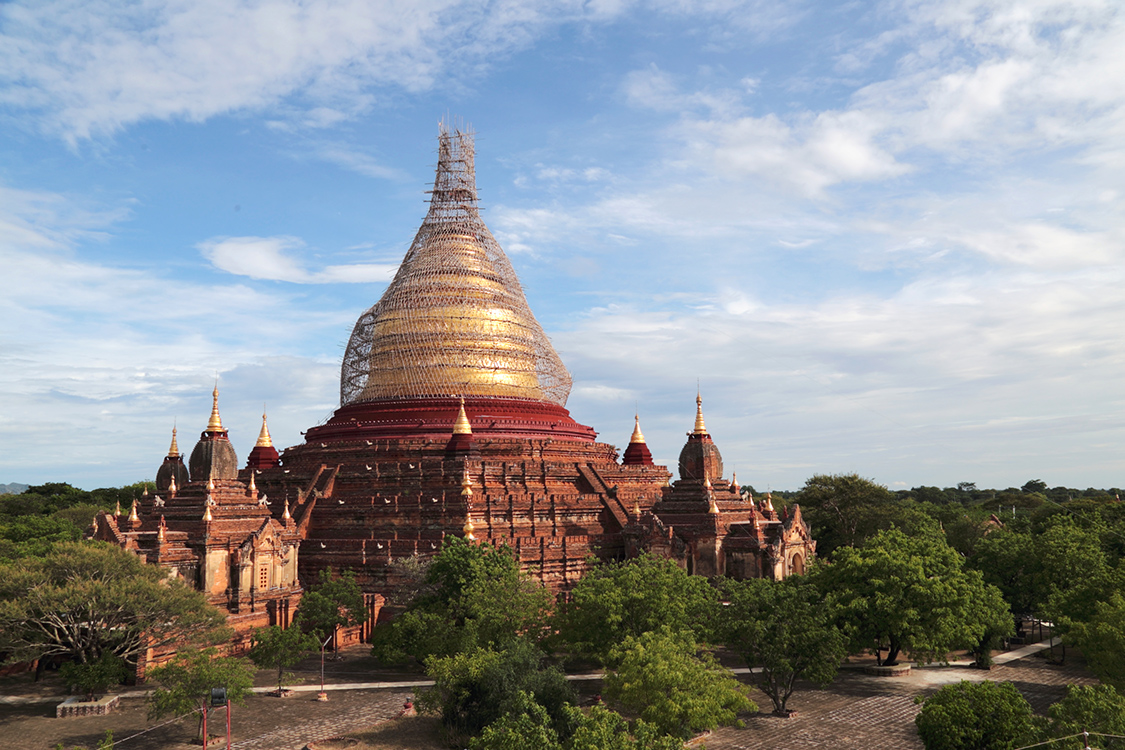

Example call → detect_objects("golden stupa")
341 124 571 407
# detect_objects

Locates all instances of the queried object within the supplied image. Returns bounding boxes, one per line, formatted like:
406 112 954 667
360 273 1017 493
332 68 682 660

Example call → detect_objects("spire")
339 123 572 408
114 499 121 517
203 503 213 522
206 384 224 432
282 496 291 521
453 398 472 435
168 475 177 496
255 411 273 448
248 471 257 494
630 414 646 444
461 467 473 498
157 515 166 543
462 516 476 541
168 426 180 457
764 492 774 513
129 498 140 523
693 391 707 435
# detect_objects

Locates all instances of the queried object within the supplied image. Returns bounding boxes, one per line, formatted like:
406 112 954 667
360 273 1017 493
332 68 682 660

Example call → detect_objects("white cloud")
0 0 806 144
199 236 398 283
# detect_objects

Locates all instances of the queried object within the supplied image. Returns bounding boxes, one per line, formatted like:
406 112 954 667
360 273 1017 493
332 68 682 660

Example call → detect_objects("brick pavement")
703 653 1098 750
0 648 1099 750
1 688 413 750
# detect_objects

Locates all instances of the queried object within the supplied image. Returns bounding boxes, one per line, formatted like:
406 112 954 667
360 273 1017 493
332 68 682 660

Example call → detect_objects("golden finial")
764 492 774 512
693 392 707 435
207 477 215 492
282 496 291 521
168 475 177 496
732 471 738 489
157 515 166 543
633 499 641 517
453 398 472 435
114 499 121 516
461 467 473 498
203 503 213 522
630 414 646 444
206 383 224 431
248 472 257 494
462 515 476 541
708 496 720 515
129 498 140 522
255 410 273 448
168 426 180 457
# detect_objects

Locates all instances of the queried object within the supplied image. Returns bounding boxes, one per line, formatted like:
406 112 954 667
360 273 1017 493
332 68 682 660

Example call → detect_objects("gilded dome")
340 125 571 407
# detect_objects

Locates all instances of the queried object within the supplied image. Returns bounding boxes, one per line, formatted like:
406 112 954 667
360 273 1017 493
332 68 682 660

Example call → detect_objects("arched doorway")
790 553 805 576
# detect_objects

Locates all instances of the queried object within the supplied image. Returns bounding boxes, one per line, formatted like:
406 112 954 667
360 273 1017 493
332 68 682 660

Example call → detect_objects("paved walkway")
0 639 1092 750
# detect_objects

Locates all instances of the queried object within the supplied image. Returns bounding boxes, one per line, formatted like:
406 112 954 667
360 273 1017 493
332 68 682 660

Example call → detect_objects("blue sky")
1 0 1123 491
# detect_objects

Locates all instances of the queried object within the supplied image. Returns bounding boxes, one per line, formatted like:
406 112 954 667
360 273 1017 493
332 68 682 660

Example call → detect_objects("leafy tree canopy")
719 575 847 714
1043 684 1125 750
59 652 129 701
419 638 575 746
556 554 717 664
147 648 255 742
248 624 317 694
603 628 753 739
1064 593 1125 691
372 538 553 664
915 680 1037 750
0 541 227 666
822 529 1011 666
297 568 367 643
471 698 684 750
796 473 899 555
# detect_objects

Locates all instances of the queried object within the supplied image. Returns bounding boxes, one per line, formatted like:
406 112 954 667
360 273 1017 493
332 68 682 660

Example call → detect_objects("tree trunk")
884 637 901 666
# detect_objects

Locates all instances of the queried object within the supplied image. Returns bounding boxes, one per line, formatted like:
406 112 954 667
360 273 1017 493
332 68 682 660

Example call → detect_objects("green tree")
603 628 753 739
0 542 227 667
248 624 317 694
469 691 562 750
823 529 1012 665
0 514 82 561
969 530 1037 619
297 567 368 693
372 539 553 664
1065 593 1125 690
915 680 1036 750
566 705 684 750
719 575 847 714
1043 684 1125 749
147 648 255 743
298 568 368 646
472 699 686 750
1035 517 1112 627
796 473 897 555
419 638 576 745
59 652 129 701
557 554 717 664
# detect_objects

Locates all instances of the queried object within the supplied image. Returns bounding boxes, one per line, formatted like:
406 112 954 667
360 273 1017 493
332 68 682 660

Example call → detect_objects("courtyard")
0 642 1097 750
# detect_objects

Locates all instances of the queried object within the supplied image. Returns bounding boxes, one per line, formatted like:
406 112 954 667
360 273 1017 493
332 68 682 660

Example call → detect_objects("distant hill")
0 483 29 496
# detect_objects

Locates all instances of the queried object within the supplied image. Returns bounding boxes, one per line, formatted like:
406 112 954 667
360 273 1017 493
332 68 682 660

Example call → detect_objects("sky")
1 0 1123 492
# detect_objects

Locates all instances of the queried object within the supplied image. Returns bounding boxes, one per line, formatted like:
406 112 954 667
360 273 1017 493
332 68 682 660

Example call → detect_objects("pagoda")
250 124 671 597
96 124 815 648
